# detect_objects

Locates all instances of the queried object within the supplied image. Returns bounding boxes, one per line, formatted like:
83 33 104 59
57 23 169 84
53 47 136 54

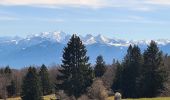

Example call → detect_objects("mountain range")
1 31 170 68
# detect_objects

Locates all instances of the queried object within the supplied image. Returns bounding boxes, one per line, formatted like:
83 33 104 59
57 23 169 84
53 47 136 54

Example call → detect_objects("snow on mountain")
80 34 130 46
39 31 69 43
22 32 133 46
130 39 170 46
26 31 70 42
0 36 21 44
81 34 96 45
0 31 170 68
4 31 170 47
95 34 110 43
155 39 170 45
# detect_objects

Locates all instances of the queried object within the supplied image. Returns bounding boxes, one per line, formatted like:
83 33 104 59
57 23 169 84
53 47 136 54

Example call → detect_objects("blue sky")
0 0 170 40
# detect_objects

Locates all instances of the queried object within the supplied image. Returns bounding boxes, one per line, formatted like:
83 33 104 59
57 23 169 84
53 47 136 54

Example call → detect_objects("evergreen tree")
39 64 52 95
113 45 133 97
6 80 16 97
112 45 143 98
2 66 12 99
140 41 168 97
21 67 42 100
94 55 106 77
122 45 143 98
4 66 12 78
112 61 123 93
56 34 94 98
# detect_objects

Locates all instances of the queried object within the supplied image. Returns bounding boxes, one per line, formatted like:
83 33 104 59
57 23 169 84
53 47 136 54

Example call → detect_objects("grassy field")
124 97 170 100
0 94 56 100
1 95 170 100
107 96 170 100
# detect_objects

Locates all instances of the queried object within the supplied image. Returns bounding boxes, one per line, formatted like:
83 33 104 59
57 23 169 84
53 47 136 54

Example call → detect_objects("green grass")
107 96 170 100
125 97 170 100
0 94 56 100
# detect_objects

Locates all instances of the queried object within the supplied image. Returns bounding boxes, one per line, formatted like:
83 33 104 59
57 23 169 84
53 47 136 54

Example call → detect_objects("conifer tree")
56 34 94 98
2 66 12 99
121 45 142 98
112 45 143 98
112 61 123 92
6 80 16 97
94 55 106 77
140 41 168 97
21 67 42 100
119 45 133 98
39 64 52 95
112 45 131 97
4 66 12 76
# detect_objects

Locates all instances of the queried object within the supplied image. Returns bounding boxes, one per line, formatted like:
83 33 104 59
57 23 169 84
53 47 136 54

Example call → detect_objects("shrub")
87 79 108 100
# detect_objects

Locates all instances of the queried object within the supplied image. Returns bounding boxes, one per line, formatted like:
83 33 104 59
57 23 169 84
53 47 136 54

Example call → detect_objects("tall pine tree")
4 66 12 77
140 41 168 97
39 64 52 95
119 45 133 98
122 45 142 98
112 45 143 98
56 34 94 98
94 55 106 77
21 67 42 100
3 66 12 100
112 61 123 93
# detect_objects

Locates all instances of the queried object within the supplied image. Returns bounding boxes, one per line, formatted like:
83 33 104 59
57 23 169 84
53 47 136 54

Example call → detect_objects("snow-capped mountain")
14 31 170 46
0 31 170 68
23 31 132 46
26 31 70 43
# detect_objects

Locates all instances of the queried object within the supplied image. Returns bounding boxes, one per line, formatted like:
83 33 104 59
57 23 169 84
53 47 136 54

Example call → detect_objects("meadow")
2 95 170 100
107 96 170 100
0 94 56 100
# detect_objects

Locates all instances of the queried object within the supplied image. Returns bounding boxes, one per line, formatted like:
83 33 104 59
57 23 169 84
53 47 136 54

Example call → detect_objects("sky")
0 0 170 40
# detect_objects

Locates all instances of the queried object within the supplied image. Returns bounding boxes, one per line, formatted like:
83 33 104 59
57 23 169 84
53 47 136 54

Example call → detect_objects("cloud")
0 11 20 21
72 15 168 25
0 0 169 11
30 17 64 22
145 0 170 5
0 16 19 21
0 0 109 8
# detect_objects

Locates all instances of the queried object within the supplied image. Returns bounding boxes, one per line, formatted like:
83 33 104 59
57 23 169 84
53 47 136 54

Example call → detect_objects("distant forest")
0 34 170 100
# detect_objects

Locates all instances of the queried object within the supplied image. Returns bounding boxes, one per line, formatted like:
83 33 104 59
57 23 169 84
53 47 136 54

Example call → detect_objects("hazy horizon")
1 31 170 41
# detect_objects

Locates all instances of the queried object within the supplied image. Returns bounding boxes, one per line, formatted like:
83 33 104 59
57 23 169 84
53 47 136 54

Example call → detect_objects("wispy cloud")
0 0 169 11
0 0 108 8
0 11 20 21
25 17 65 22
73 15 168 25
0 16 19 21
145 0 170 5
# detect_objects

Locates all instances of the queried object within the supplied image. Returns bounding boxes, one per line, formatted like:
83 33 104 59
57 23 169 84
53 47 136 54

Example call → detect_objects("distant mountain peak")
82 34 96 44
95 34 110 44
11 31 170 46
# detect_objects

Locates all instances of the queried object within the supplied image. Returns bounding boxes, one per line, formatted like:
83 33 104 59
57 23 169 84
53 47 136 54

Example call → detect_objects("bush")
87 79 108 100
78 95 90 100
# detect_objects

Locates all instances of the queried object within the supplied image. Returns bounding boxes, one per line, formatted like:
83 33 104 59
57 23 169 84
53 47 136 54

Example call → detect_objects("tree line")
0 34 169 100
112 41 168 98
